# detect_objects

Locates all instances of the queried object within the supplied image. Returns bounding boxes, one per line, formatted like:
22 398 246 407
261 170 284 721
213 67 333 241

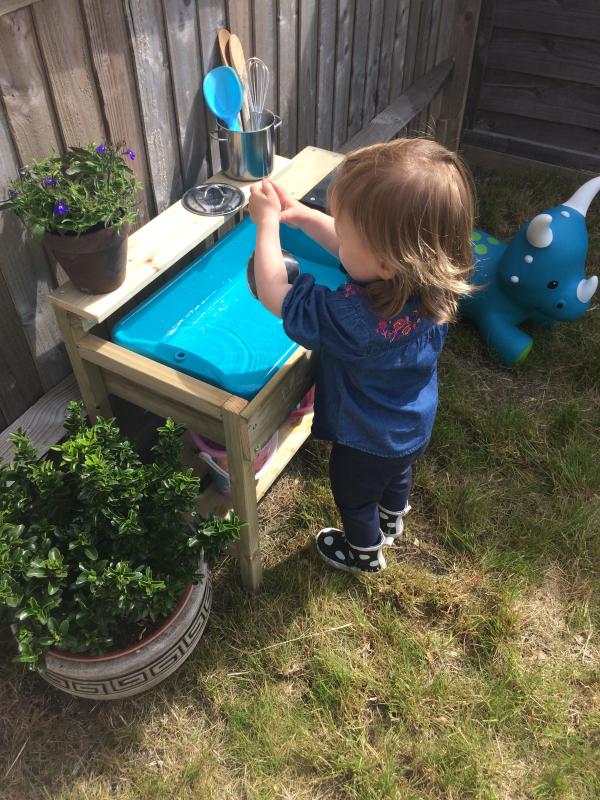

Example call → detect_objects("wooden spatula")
217 29 231 66
227 33 251 130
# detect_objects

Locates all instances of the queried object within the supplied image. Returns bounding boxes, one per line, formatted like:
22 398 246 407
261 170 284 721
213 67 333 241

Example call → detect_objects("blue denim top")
282 274 447 457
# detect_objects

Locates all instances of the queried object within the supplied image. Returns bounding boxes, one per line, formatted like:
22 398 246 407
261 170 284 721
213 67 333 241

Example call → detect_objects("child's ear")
378 262 395 280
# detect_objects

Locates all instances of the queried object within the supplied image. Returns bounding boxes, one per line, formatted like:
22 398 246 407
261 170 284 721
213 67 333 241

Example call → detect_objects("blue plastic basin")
112 218 345 399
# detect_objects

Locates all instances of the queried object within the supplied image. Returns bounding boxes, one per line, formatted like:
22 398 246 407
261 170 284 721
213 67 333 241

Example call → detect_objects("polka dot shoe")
378 503 411 545
315 528 386 574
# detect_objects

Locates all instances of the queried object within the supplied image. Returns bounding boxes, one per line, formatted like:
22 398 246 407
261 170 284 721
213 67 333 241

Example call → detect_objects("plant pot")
41 560 212 699
44 222 130 294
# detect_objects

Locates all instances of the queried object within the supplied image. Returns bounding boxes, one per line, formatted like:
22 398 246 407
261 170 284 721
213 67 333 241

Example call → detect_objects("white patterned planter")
41 562 212 700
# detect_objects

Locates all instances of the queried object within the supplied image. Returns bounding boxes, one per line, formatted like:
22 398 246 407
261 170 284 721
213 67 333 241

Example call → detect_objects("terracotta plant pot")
45 222 130 294
41 561 212 700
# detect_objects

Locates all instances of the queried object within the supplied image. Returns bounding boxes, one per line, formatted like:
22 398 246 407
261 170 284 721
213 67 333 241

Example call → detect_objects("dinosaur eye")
547 280 559 289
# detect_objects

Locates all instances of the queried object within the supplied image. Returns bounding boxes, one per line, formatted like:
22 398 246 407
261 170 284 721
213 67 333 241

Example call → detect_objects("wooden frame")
49 147 344 592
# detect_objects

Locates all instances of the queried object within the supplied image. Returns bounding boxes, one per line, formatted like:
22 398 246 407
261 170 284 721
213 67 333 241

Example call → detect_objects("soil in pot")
45 222 129 294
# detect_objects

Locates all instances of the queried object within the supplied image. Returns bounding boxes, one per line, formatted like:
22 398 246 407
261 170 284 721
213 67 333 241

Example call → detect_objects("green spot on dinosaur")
487 236 500 245
474 244 488 255
472 231 482 241
515 342 532 365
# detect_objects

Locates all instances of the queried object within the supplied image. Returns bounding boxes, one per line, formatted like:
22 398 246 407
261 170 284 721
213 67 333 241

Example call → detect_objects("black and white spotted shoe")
315 528 386 574
378 503 411 545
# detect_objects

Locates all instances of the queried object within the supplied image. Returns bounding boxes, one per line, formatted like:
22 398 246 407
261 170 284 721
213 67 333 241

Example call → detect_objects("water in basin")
112 217 346 398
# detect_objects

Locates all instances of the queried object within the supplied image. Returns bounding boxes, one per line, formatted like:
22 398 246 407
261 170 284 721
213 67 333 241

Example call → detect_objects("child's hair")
328 138 476 323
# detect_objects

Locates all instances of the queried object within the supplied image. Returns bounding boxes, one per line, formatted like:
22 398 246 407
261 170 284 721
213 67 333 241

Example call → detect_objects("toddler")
248 138 475 574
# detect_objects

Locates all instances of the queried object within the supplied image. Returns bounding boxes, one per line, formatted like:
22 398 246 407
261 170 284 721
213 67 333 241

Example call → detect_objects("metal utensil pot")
212 110 282 181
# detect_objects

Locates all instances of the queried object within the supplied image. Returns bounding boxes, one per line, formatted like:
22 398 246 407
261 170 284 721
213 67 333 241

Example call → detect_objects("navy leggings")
329 443 424 548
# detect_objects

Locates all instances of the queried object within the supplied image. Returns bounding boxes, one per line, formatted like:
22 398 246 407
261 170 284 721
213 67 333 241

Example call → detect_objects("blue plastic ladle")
203 66 243 131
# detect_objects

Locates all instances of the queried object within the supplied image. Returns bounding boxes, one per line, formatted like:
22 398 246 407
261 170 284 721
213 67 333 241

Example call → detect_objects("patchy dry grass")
1 169 599 799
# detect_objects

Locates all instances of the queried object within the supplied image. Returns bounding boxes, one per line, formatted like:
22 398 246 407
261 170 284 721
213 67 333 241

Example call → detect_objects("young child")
248 138 475 574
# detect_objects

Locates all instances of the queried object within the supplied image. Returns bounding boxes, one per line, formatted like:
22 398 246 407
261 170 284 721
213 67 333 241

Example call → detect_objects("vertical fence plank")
315 0 337 149
346 0 370 139
252 0 277 118
375 0 400 114
437 0 481 149
82 0 153 225
0 104 69 402
332 0 355 150
362 0 384 126
32 0 105 147
297 0 318 150
125 0 183 212
197 0 228 174
163 0 210 191
428 0 456 138
401 0 422 96
0 7 61 162
389 0 410 101
277 0 298 157
227 0 252 56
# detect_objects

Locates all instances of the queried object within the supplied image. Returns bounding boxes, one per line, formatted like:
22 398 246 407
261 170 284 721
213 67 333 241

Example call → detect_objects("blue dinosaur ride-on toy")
461 176 600 366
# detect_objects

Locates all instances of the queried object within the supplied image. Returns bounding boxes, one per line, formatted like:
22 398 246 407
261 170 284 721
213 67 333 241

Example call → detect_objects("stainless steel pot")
211 110 282 181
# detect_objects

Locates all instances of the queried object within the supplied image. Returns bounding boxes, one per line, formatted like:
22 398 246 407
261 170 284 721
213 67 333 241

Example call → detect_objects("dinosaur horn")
564 176 600 217
526 213 553 248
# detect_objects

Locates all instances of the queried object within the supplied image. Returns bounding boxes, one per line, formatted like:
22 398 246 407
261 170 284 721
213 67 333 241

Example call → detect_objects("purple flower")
8 190 19 199
123 148 136 161
53 199 70 216
43 177 57 187
96 144 107 155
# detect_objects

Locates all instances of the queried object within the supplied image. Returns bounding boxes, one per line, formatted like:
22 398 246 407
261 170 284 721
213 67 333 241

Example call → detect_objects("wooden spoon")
227 33 251 130
217 29 231 66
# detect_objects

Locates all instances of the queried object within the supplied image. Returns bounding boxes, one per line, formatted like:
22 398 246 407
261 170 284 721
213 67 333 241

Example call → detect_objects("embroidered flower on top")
343 282 366 298
375 310 421 341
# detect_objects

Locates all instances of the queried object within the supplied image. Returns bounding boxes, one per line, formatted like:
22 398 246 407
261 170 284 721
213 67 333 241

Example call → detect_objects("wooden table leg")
54 307 113 423
223 396 263 591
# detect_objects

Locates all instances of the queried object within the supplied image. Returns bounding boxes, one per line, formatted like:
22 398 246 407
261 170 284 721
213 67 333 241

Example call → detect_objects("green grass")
1 168 599 799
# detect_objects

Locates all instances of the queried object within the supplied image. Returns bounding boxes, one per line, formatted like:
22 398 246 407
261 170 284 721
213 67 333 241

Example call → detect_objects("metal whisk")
245 57 270 131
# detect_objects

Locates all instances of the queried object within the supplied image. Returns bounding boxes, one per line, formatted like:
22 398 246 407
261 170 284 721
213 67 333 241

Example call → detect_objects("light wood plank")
0 6 61 162
82 0 153 226
0 0 34 17
346 0 370 139
47 155 292 323
223 397 262 591
77 335 233 420
315 0 337 149
0 97 70 394
124 0 183 212
255 412 312 501
297 0 318 150
332 0 356 150
277 0 299 157
162 0 210 191
0 374 79 462
32 0 105 147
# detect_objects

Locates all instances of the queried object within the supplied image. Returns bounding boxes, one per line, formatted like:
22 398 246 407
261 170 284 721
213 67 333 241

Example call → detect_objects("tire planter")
41 561 212 700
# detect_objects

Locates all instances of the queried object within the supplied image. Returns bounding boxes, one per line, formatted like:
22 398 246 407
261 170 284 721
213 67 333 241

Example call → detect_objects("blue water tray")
112 217 345 399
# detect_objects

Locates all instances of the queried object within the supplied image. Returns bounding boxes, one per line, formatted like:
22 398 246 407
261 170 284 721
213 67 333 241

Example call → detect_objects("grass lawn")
1 168 599 800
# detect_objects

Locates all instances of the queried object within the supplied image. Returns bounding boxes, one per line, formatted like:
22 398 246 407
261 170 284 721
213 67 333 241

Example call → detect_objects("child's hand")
271 181 312 228
249 179 281 225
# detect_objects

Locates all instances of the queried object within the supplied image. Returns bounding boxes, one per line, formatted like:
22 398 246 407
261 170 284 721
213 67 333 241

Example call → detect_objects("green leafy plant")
3 142 141 239
0 402 240 669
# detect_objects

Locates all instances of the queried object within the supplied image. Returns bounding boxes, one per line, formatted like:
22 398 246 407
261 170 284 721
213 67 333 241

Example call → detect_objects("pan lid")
182 183 245 216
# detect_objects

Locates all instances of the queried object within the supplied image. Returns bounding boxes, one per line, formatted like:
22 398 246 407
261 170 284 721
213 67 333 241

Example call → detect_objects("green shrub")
0 402 239 669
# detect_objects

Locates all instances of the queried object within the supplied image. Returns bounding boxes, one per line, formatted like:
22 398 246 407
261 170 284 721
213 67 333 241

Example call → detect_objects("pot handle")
272 114 282 129
209 130 229 142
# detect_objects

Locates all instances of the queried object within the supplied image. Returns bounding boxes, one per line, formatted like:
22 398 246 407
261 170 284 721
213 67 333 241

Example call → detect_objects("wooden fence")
0 0 480 434
462 0 600 173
